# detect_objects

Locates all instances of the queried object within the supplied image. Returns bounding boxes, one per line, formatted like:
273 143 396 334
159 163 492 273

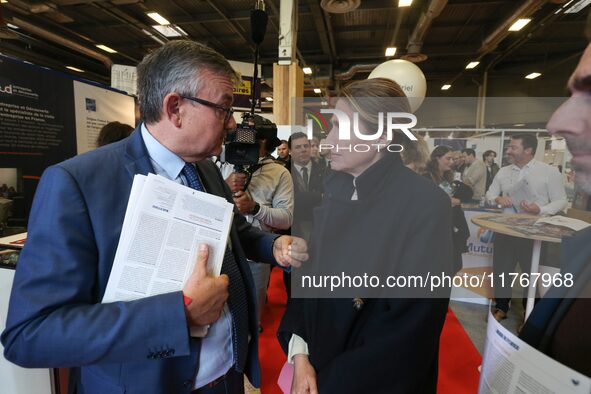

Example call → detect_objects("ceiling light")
265 97 273 102
525 72 541 80
314 88 321 94
466 61 480 69
399 0 413 6
441 84 451 90
6 23 19 29
146 12 170 25
508 18 531 31
66 66 84 73
152 25 186 38
303 67 313 75
0 0 7 3
385 47 397 57
142 29 166 45
565 0 591 13
96 44 117 54
514 123 525 127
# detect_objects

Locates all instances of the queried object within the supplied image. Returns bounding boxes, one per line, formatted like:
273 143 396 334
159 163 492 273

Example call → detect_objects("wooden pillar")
273 63 304 126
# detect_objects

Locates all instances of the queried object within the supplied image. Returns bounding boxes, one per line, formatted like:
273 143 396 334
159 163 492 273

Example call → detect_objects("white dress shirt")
293 161 313 188
485 159 567 216
141 124 234 389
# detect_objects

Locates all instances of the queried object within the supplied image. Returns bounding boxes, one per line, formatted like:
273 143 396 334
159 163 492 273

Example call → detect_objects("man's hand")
451 197 461 207
225 172 247 193
183 244 229 327
520 201 541 214
292 355 318 394
232 190 256 215
273 236 309 268
496 196 513 208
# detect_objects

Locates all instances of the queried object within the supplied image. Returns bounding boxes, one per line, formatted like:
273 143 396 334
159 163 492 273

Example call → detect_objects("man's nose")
547 98 579 137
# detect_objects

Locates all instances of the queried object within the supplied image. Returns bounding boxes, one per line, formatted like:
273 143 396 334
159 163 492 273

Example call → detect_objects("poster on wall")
73 81 135 154
0 54 135 226
228 60 261 110
0 55 77 224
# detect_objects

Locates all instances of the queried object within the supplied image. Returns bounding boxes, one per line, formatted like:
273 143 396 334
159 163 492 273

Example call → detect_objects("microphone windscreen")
250 9 268 45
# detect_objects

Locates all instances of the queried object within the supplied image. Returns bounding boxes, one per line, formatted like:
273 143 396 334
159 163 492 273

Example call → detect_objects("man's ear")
162 93 183 128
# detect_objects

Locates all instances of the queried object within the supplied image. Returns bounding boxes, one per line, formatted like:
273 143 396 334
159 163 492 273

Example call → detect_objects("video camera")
223 113 279 167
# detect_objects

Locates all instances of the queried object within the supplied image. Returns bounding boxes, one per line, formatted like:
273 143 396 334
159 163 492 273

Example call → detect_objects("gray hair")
137 40 239 124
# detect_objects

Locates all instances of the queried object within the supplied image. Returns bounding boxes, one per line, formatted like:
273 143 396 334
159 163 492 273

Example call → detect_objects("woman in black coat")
278 78 453 393
422 145 470 274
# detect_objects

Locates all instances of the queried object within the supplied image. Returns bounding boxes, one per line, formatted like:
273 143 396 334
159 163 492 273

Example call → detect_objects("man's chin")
211 145 223 157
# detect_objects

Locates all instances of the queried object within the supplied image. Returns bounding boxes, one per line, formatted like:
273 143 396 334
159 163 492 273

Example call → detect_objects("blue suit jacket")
1 129 278 394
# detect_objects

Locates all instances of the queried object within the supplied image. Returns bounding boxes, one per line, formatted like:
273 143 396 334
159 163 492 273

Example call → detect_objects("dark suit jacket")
279 154 452 393
520 226 591 376
1 128 277 394
289 160 325 242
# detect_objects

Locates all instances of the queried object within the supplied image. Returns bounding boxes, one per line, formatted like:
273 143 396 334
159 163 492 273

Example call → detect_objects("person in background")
483 150 499 193
279 78 451 393
485 134 567 322
276 139 291 166
520 16 591 376
400 135 430 173
461 148 486 201
309 135 328 170
96 121 134 147
423 146 459 205
283 132 326 298
1 40 308 394
222 116 294 332
423 145 469 273
288 132 325 245
452 149 466 177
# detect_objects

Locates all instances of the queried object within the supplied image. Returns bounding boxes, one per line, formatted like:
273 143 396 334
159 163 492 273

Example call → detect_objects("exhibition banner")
0 55 135 221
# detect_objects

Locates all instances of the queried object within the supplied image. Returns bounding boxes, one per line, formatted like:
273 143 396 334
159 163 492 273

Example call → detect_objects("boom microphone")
251 0 268 45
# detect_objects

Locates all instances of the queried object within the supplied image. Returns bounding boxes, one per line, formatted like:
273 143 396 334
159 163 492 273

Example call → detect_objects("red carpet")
258 269 482 393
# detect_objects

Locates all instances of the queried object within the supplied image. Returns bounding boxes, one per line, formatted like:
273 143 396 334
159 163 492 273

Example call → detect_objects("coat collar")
326 153 403 201
123 126 155 178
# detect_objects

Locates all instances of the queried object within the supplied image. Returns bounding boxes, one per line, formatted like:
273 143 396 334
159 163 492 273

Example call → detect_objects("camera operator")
222 116 294 329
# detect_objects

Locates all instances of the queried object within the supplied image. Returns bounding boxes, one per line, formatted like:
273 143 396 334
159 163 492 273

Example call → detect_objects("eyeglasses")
180 95 234 125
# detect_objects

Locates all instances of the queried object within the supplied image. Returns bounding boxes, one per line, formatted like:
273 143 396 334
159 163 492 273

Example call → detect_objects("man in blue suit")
1 40 307 394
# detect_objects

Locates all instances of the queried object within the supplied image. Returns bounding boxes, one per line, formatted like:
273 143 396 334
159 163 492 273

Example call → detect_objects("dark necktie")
301 167 309 189
181 163 249 372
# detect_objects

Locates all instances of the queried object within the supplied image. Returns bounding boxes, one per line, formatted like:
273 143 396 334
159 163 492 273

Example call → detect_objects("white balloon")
368 59 427 112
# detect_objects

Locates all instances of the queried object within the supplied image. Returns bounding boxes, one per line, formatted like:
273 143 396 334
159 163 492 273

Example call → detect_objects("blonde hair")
401 136 430 172
339 78 411 126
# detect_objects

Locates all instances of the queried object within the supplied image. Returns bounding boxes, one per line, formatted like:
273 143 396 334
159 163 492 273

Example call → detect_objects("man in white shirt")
461 148 486 200
486 134 567 321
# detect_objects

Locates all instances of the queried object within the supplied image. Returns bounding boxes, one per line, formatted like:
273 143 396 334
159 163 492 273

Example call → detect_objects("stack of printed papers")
102 173 234 336
536 216 591 231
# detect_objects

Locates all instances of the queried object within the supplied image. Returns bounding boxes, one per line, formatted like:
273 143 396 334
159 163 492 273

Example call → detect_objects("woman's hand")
292 354 318 394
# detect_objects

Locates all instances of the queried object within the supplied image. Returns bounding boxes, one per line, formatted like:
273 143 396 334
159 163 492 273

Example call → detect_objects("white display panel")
1 268 54 394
